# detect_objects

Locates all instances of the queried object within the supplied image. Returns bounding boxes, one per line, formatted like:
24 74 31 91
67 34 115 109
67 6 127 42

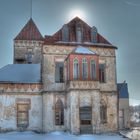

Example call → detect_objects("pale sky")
0 0 140 105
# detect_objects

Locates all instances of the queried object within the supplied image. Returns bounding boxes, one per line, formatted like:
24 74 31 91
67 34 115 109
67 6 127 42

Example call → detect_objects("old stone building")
0 17 118 134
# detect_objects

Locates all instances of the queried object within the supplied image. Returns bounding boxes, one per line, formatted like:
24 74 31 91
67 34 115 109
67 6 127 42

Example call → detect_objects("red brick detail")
68 54 99 81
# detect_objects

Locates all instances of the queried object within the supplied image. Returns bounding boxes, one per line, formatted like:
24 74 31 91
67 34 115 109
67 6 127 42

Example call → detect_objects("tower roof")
14 18 44 41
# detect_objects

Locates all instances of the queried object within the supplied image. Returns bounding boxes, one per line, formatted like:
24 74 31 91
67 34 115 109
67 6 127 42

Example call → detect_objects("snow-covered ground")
0 131 130 140
120 127 140 140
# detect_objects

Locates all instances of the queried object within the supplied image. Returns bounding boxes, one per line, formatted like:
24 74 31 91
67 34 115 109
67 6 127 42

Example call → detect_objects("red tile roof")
14 18 44 41
44 17 113 47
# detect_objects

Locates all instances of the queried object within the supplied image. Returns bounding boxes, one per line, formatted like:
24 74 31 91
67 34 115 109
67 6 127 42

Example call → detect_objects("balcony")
66 80 100 90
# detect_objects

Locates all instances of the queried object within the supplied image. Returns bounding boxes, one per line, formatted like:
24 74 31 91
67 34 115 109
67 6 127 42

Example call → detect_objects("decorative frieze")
67 81 100 90
0 84 42 93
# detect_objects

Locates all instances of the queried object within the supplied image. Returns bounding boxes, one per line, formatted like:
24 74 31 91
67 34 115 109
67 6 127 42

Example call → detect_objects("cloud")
123 0 140 6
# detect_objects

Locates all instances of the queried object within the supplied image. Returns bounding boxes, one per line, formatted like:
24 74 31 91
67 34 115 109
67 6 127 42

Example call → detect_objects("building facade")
118 83 130 129
0 17 118 134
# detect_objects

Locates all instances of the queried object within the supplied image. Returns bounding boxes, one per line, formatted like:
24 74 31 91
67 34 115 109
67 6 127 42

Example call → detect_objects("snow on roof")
73 46 96 55
0 64 41 83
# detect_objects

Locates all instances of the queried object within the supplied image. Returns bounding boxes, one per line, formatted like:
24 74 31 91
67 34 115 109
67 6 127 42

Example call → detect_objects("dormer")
76 22 83 42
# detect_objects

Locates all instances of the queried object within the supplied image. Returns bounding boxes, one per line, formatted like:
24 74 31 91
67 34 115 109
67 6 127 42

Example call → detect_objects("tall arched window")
100 100 107 123
82 58 88 79
90 60 96 80
55 99 64 125
73 58 79 80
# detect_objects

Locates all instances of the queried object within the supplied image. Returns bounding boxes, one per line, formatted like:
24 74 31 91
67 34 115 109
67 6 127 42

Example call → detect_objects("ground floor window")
100 105 107 123
79 107 92 125
17 104 29 128
55 99 64 125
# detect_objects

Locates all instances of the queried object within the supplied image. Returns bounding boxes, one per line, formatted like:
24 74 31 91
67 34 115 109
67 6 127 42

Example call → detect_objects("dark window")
90 60 96 80
99 64 105 83
62 24 69 42
100 105 107 123
73 59 79 80
80 107 92 125
15 59 25 64
55 62 64 83
55 99 64 125
82 58 88 79
17 104 29 128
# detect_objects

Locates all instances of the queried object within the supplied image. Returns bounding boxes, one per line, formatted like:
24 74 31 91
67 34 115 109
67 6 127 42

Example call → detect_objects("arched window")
55 99 64 125
73 58 79 80
90 60 96 80
100 100 107 123
82 58 88 79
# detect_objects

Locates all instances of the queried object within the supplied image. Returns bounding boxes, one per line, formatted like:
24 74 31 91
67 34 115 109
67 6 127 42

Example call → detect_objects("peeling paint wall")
0 94 42 132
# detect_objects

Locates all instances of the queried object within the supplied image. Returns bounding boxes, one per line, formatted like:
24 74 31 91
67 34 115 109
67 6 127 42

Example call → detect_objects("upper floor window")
26 52 33 64
62 24 69 42
82 58 88 79
99 64 106 83
73 58 79 80
91 26 98 43
55 62 64 83
55 99 64 125
76 24 83 42
90 60 96 80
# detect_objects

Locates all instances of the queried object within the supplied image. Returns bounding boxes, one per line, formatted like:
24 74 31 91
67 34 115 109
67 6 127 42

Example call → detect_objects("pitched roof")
72 46 96 55
44 17 116 48
117 83 129 98
0 64 41 83
14 18 44 41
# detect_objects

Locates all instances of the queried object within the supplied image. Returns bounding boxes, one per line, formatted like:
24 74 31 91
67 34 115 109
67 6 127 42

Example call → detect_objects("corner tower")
14 18 44 64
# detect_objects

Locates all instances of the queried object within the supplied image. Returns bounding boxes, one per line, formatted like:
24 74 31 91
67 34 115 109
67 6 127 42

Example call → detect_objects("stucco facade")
0 17 119 134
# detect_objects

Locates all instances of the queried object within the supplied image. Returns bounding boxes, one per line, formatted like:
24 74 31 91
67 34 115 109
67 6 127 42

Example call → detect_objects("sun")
68 9 86 20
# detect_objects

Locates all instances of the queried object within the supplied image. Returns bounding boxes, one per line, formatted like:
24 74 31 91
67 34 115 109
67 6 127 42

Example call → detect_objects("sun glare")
68 9 86 20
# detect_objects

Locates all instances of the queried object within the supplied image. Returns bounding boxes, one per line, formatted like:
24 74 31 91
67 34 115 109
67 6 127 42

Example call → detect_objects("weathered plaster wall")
119 99 130 128
0 94 42 132
42 92 66 132
14 40 43 63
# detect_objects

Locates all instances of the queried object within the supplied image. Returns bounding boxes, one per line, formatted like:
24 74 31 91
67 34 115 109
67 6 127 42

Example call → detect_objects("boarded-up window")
55 99 64 125
17 104 29 128
80 107 92 125
99 64 106 83
100 105 107 123
90 60 96 80
82 58 88 79
73 58 79 80
55 62 64 83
